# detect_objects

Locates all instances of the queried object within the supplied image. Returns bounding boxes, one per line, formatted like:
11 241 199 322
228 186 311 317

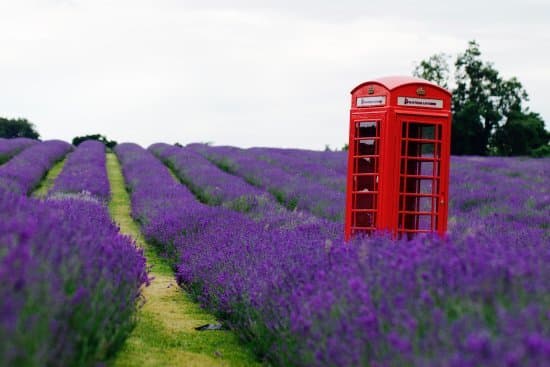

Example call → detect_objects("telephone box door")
396 114 449 238
346 113 385 238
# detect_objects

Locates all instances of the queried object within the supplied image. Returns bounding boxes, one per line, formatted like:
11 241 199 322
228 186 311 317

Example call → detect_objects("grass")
106 153 261 367
32 158 66 198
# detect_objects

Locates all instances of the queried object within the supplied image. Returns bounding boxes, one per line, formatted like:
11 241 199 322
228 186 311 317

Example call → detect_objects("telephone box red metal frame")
345 76 452 240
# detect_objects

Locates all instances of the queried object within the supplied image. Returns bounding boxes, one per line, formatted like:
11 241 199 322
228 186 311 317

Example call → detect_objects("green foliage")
493 111 550 156
227 196 254 213
452 102 486 155
413 40 549 156
214 157 237 174
32 159 67 198
72 134 117 149
0 117 40 139
453 41 529 155
413 52 451 89
268 188 298 211
530 144 550 158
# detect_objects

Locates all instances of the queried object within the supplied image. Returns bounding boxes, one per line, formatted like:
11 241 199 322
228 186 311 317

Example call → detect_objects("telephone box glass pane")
355 171 378 191
421 143 435 156
358 121 377 137
419 179 436 194
419 196 433 211
408 124 438 140
417 215 432 230
358 140 378 155
353 211 376 229
406 143 436 158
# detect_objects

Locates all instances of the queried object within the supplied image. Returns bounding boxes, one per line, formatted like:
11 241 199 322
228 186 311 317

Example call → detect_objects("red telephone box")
345 76 452 240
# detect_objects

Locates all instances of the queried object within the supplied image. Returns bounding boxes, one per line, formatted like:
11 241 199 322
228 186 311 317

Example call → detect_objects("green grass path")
106 153 260 367
32 158 66 197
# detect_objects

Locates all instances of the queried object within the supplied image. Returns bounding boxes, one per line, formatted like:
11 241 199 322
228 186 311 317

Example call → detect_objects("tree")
413 40 547 156
452 102 485 155
453 41 528 155
493 111 549 156
413 53 451 89
0 117 40 139
72 134 117 149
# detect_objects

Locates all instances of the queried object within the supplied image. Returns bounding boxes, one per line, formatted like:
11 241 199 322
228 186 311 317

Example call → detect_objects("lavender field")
1 138 549 366
0 141 148 366
151 144 550 366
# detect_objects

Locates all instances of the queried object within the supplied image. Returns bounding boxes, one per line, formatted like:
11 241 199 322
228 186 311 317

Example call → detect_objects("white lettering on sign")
357 96 386 107
397 97 443 108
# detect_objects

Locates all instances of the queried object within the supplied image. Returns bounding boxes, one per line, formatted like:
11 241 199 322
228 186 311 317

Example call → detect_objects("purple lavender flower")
0 140 72 194
188 143 345 221
0 138 38 164
0 187 148 366
149 142 330 229
49 140 110 202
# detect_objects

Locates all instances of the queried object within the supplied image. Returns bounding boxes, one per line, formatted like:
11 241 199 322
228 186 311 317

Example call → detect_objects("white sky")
1 0 549 150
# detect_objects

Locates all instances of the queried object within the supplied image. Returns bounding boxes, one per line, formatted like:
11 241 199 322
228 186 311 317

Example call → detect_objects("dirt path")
32 158 66 198
106 153 260 367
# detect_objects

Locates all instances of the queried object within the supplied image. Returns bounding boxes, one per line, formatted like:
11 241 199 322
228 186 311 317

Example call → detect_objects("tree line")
414 40 549 157
0 117 40 139
0 117 117 148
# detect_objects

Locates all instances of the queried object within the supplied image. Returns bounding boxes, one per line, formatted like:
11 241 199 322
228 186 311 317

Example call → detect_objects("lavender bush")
188 143 345 221
272 147 348 176
115 143 211 257
0 188 148 366
247 146 346 192
0 140 72 194
149 143 323 229
149 143 264 207
49 140 110 202
0 137 38 165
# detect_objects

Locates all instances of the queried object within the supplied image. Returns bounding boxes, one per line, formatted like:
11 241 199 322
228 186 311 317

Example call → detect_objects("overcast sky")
1 0 549 150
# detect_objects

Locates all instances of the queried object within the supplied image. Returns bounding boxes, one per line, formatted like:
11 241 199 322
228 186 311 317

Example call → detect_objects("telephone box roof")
351 76 451 96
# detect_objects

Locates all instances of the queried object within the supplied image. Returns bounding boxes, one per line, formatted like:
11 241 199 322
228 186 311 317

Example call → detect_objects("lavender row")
248 146 348 176
149 143 322 229
188 143 345 221
149 143 264 206
120 143 550 365
246 146 346 192
448 156 550 226
115 143 208 251
49 140 111 202
285 148 348 175
0 140 72 195
0 187 148 366
0 137 38 164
